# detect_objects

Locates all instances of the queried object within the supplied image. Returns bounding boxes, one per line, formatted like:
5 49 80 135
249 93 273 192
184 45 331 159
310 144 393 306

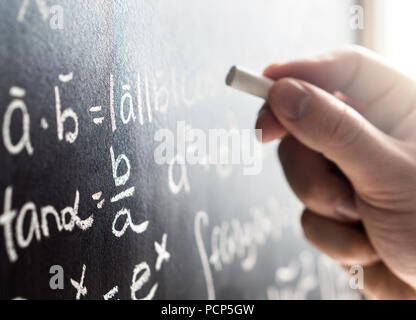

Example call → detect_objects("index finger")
263 45 407 105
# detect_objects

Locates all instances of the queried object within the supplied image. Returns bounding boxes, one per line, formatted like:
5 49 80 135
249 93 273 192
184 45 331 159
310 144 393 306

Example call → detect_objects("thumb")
267 78 403 187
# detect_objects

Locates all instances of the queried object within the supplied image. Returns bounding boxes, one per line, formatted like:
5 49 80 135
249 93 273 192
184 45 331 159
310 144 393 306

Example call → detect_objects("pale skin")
256 45 416 299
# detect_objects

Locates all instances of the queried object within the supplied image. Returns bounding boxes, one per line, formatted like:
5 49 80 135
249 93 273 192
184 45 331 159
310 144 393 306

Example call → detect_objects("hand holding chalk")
228 47 416 299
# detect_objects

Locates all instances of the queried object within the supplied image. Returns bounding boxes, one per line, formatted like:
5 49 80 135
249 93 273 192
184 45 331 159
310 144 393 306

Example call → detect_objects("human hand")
256 45 416 299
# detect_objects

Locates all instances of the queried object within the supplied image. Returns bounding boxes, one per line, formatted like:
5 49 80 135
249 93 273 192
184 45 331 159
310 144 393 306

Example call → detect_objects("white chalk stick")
225 65 274 99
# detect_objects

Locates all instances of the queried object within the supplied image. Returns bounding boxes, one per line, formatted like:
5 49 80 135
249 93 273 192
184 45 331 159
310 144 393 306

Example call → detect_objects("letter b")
110 146 131 186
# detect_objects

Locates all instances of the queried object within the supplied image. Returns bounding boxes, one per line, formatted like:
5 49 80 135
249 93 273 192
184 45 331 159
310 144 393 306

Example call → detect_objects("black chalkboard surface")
0 0 359 300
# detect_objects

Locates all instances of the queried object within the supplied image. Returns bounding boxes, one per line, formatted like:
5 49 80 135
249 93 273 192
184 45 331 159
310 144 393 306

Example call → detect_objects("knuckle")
325 105 364 150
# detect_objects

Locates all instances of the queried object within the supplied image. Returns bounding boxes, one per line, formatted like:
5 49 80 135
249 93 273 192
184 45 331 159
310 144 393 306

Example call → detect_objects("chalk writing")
0 186 93 263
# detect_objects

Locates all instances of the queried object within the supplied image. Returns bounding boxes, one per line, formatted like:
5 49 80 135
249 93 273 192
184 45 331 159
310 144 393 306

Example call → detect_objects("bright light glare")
377 0 416 78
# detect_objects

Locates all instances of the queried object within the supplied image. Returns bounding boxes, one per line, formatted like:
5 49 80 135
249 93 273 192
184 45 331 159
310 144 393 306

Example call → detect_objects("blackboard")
0 0 359 299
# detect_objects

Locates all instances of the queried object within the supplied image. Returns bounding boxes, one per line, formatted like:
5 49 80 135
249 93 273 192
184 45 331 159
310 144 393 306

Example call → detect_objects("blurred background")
358 0 416 78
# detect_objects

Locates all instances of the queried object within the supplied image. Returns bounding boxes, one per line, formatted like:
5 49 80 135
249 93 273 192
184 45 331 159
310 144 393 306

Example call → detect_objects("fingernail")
269 79 311 121
336 197 360 221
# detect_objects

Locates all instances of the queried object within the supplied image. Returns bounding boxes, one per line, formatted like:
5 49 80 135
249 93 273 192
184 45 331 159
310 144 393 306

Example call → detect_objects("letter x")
154 233 170 271
70 264 87 300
